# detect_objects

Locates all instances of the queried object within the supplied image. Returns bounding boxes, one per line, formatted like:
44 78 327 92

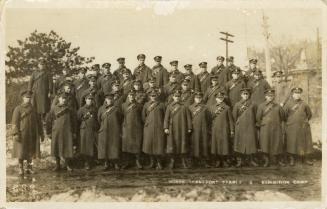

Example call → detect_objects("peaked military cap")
249 58 258 64
232 68 241 74
264 88 275 95
184 64 192 69
102 63 111 68
117 57 125 63
20 90 33 98
291 87 303 93
227 56 234 62
217 56 225 61
273 70 283 77
105 93 115 99
137 54 146 60
85 94 94 100
173 89 182 97
240 87 251 94
215 91 225 98
199 62 207 68
194 91 203 98
154 56 162 62
170 60 178 66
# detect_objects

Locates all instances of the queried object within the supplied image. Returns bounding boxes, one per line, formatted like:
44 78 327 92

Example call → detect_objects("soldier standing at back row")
197 62 211 94
11 90 43 176
204 75 225 107
163 72 181 106
244 58 259 84
169 60 184 82
74 67 89 109
225 56 241 81
247 70 271 106
28 58 53 125
114 57 132 83
225 68 246 108
152 56 169 88
284 87 314 166
211 56 229 87
133 54 153 86
272 70 294 107
97 62 115 103
183 64 200 92
180 79 195 107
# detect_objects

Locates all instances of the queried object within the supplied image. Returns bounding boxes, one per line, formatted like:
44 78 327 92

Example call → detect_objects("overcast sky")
3 1 323 73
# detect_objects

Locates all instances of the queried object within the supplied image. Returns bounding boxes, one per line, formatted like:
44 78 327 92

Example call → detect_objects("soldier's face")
38 63 44 70
170 77 176 82
215 97 223 103
173 96 181 102
103 68 110 74
123 73 129 79
195 97 202 104
249 63 256 69
106 98 114 105
227 61 233 66
112 85 119 91
59 97 66 105
138 58 145 65
78 72 85 79
232 73 239 79
265 95 275 102
85 98 93 106
64 86 71 93
254 74 260 80
276 76 282 82
63 70 68 76
149 95 156 101
128 94 135 102
292 93 301 100
134 84 141 91
89 81 96 88
23 96 31 104
182 84 188 90
241 92 250 100
172 65 178 70
149 82 155 87
200 67 207 72
217 60 223 65
119 62 125 67
155 61 161 65
211 80 218 86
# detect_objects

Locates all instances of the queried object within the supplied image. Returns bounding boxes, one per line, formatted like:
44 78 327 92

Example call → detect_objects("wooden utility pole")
316 27 321 69
219 31 234 60
262 12 272 85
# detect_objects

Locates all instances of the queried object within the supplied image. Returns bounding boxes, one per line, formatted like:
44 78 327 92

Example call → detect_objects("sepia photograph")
0 0 326 207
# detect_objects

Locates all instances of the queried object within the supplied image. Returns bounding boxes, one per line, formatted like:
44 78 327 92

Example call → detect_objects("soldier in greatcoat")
204 75 225 107
209 92 234 168
272 70 294 107
189 92 211 168
144 77 165 102
97 62 116 104
226 56 241 81
113 57 132 83
180 79 195 107
11 90 43 175
151 56 169 88
142 89 166 170
74 67 89 108
51 81 78 111
183 64 200 92
80 75 102 108
244 58 259 84
284 87 314 166
122 90 144 169
247 70 271 105
164 90 192 169
120 69 134 101
162 72 181 106
46 92 77 172
133 54 153 86
55 67 71 94
77 94 99 170
233 88 258 167
111 80 125 110
168 60 184 82
225 68 247 108
256 89 286 167
28 58 53 123
133 79 147 106
196 62 211 94
210 56 229 87
98 93 122 170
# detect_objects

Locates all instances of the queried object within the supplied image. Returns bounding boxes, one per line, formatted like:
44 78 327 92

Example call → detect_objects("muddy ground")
6 124 322 202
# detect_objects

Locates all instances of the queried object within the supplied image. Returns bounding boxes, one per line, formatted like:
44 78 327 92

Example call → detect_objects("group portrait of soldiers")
11 53 315 176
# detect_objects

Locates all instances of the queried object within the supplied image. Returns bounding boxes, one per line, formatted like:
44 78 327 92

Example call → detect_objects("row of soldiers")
11 54 314 175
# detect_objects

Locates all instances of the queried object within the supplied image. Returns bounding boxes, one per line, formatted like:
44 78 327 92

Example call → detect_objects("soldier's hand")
231 131 234 137
188 129 192 133
164 129 169 134
280 103 284 107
